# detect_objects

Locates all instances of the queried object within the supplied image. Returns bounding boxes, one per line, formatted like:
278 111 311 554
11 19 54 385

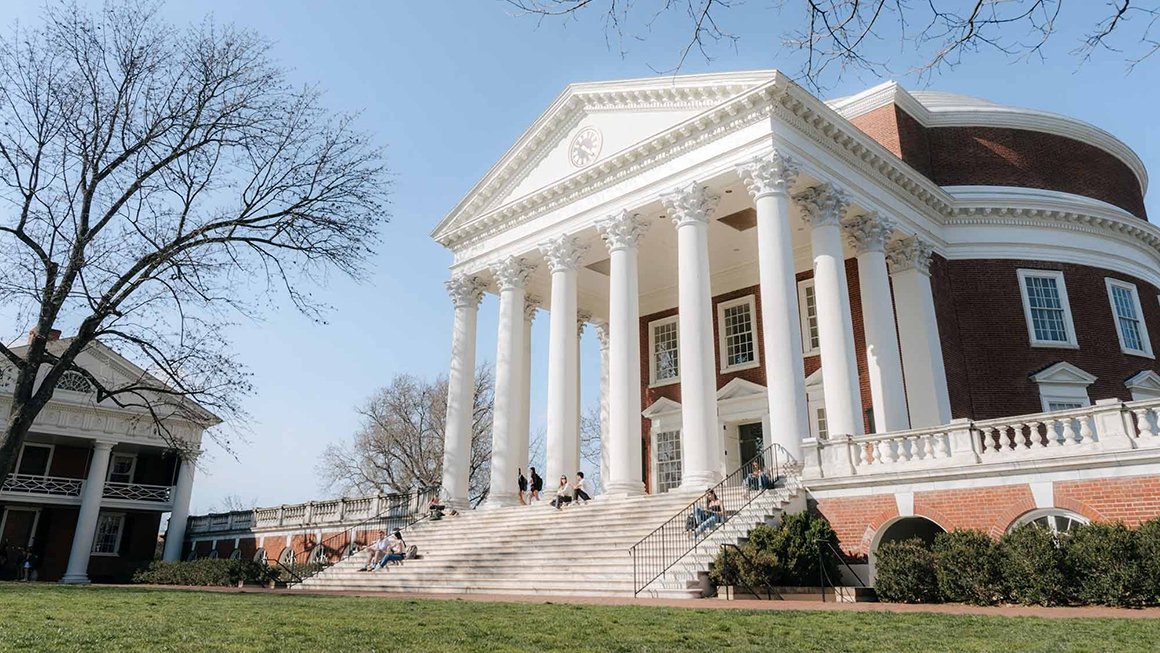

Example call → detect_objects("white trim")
1030 362 1096 412
91 511 126 556
0 506 41 547
716 295 760 373
1105 278 1154 358
1125 370 1160 400
650 426 684 495
647 315 681 387
1016 269 1079 349
106 452 138 484
14 442 54 477
796 278 820 356
1009 508 1089 534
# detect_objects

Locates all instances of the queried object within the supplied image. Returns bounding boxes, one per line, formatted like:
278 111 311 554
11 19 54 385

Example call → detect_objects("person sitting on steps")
686 489 724 539
376 530 407 570
571 471 592 504
551 475 572 510
359 530 389 571
428 495 446 521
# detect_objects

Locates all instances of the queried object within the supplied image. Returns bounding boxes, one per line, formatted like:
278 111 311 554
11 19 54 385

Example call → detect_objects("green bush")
1062 522 1145 607
1137 518 1160 604
707 545 745 588
132 559 276 586
874 538 939 603
998 524 1067 606
932 530 1002 605
706 512 842 590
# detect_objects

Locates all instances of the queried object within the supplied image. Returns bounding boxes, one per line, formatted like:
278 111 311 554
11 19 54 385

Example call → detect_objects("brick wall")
932 258 1160 419
847 105 1146 219
1055 476 1160 526
810 494 897 559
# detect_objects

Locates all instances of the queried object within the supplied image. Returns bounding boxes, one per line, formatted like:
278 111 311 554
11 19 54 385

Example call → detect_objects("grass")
2 584 1159 652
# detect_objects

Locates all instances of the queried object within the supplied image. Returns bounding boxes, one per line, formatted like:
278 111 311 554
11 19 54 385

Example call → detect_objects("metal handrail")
816 538 865 603
718 542 783 600
629 442 792 596
278 485 440 586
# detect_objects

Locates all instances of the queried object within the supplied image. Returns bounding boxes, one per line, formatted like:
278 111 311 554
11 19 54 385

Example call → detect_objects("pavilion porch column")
594 320 611 493
440 274 485 509
484 256 535 508
539 234 585 486
517 295 540 482
163 453 199 562
794 183 865 438
575 311 592 477
737 152 809 462
888 236 953 427
596 211 648 496
661 182 723 489
60 440 115 584
844 212 910 432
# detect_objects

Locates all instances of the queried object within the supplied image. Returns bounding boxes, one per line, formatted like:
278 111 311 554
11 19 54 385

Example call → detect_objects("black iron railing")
629 442 792 596
816 539 865 603
274 486 440 586
717 542 783 600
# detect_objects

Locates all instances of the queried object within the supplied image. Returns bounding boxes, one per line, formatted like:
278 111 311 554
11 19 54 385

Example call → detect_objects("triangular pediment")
642 396 682 418
716 378 767 401
1125 370 1160 393
1030 361 1097 386
432 71 780 244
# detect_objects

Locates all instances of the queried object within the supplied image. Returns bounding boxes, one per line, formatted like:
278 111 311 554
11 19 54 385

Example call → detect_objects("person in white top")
571 471 592 504
551 475 572 510
359 530 389 571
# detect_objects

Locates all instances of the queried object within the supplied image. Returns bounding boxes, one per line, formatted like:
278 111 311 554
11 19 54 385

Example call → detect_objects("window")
56 370 94 394
717 296 759 371
92 512 125 555
797 279 820 355
815 408 829 440
107 453 136 484
15 444 52 476
649 317 680 386
1010 509 1088 535
1030 362 1096 412
1016 269 1078 348
654 430 682 493
1106 279 1153 357
1047 401 1085 411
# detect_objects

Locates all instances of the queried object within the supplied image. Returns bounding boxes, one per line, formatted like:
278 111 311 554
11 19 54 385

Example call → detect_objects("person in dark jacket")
518 468 528 505
529 467 544 502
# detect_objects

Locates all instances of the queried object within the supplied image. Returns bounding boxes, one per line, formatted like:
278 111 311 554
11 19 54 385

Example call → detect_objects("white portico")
433 71 956 506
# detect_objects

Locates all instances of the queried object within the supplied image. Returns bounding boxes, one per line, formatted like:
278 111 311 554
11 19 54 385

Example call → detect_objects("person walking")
517 468 528 505
529 467 544 502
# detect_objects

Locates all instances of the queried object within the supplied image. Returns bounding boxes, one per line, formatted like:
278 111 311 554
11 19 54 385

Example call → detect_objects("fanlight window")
229 549 242 561
1010 509 1089 535
278 547 296 565
56 371 94 394
253 548 267 564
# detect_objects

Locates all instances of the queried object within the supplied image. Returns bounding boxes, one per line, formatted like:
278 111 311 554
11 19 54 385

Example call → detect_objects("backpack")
406 545 419 560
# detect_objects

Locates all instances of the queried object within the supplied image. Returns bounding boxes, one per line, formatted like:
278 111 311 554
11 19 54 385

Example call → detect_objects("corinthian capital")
661 182 720 228
793 183 849 228
886 236 935 275
524 295 542 323
596 210 649 252
577 310 593 337
736 150 800 199
842 211 897 254
538 234 588 273
490 256 535 292
592 320 609 350
445 274 486 309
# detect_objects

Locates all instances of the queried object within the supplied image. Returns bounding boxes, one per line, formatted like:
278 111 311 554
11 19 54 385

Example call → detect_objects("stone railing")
186 489 436 536
805 397 1160 481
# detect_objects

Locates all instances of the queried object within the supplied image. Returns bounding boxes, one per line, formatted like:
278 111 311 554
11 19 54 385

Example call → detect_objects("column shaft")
60 441 114 584
889 237 953 427
440 275 484 509
595 322 611 493
485 257 533 508
163 456 197 562
540 235 584 486
516 297 539 483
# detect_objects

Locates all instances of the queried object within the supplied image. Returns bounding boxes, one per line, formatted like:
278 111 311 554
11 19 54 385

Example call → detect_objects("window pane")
653 321 679 381
108 455 134 484
816 408 829 440
17 445 51 476
92 514 123 554
804 285 819 351
655 430 682 493
1111 285 1145 352
1024 276 1069 343
722 302 755 367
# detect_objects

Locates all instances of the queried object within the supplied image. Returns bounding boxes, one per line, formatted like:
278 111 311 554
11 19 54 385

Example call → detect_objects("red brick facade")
847 105 1147 219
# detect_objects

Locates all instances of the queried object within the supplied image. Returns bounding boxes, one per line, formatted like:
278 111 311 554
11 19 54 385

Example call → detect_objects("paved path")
106 584 1160 619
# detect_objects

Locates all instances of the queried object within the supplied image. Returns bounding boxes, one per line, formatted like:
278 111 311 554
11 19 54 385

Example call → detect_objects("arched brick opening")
867 515 947 584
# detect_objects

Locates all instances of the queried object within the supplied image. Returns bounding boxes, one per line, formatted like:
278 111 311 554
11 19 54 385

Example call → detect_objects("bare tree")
0 1 388 478
507 1 1159 89
527 403 603 488
209 494 257 513
316 366 494 506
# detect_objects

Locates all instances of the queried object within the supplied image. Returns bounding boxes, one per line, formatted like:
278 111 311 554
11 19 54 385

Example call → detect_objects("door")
0 507 39 579
738 422 764 465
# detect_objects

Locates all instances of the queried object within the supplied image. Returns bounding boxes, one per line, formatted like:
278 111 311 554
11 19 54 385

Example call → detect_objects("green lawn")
2 585 1159 652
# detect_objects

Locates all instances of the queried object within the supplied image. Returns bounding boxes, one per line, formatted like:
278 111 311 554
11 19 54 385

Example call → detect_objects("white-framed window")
717 295 759 372
1046 401 1085 411
1030 362 1096 412
815 407 829 440
1009 509 1089 535
55 370 94 394
797 279 820 355
1105 279 1153 358
654 429 682 494
92 512 125 555
107 453 136 484
649 316 680 386
1016 269 1078 348
15 443 53 476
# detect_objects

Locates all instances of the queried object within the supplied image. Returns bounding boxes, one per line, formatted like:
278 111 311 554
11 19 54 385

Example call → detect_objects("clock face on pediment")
569 126 603 168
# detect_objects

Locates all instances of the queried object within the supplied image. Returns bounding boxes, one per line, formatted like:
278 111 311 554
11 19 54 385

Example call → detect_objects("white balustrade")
2 473 84 497
102 481 173 502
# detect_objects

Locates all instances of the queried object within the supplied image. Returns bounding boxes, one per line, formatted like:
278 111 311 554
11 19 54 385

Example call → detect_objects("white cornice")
828 82 1148 193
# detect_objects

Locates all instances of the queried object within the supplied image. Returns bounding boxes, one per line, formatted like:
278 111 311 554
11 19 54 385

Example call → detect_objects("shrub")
706 512 841 590
997 523 1067 606
132 559 276 586
1137 517 1160 604
874 538 939 603
932 530 1002 605
707 546 744 587
1062 521 1145 607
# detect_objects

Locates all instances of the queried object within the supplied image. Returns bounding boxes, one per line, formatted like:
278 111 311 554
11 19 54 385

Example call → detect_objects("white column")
594 320 611 493
516 295 539 482
440 274 485 509
60 440 114 584
484 256 534 508
795 183 864 437
661 182 723 489
596 210 648 496
888 236 953 427
737 152 809 462
844 212 910 432
574 312 592 476
163 454 198 562
539 235 585 486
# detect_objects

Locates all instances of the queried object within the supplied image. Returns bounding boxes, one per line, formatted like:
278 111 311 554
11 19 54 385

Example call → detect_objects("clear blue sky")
2 1 1156 513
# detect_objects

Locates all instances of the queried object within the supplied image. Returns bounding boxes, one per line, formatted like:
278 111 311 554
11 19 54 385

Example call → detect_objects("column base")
601 480 645 497
443 497 471 512
478 493 521 510
58 574 91 585
679 470 723 492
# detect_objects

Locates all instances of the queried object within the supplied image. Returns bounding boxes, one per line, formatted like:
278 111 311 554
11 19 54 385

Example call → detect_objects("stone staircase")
294 483 800 599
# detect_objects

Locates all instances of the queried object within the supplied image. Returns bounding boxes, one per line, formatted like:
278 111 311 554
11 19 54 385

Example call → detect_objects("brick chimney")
27 328 62 345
